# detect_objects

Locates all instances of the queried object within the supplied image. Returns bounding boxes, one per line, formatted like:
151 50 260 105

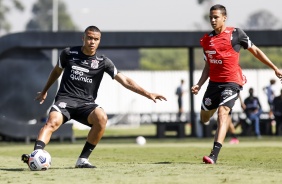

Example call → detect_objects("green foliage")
140 48 188 70
26 0 77 31
139 47 282 70
240 47 282 69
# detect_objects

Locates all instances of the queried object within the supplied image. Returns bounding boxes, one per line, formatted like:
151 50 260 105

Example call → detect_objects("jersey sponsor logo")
70 68 92 83
205 50 216 54
72 66 89 73
58 102 67 108
69 51 78 54
204 98 212 106
91 60 99 69
205 50 216 59
81 60 88 65
209 59 222 64
72 58 80 61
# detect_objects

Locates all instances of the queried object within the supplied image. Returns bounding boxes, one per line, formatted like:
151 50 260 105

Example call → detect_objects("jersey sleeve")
104 57 119 79
236 28 253 49
58 47 70 69
202 49 207 62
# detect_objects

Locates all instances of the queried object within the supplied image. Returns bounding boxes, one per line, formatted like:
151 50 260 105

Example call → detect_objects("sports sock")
34 140 46 150
231 133 237 139
79 141 96 159
210 142 222 159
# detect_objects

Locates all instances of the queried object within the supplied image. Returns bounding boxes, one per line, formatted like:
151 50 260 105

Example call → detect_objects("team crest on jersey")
58 102 67 108
204 98 212 106
91 60 99 69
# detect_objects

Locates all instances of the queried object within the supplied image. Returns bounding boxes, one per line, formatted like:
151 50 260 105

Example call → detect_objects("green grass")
1 136 282 184
74 124 191 138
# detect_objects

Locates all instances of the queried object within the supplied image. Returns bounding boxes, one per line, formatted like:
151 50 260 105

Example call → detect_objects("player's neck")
214 25 226 35
81 46 96 56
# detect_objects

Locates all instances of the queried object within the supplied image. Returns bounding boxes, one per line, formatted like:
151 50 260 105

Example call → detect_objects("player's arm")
191 61 209 95
237 28 282 81
35 64 63 104
248 45 280 72
114 72 167 103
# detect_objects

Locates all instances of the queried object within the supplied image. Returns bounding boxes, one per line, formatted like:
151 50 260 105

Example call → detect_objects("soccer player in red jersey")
191 4 282 164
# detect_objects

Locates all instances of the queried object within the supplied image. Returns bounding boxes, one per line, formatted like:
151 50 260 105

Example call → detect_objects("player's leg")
215 106 231 144
200 109 217 125
203 84 240 164
228 116 239 144
87 107 108 144
35 111 64 147
200 83 218 125
203 105 230 164
75 107 107 168
21 111 64 165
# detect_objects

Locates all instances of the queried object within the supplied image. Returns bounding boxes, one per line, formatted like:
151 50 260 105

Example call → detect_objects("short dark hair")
270 79 276 85
84 26 101 33
210 4 227 16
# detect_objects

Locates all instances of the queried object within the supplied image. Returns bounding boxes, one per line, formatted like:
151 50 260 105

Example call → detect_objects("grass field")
1 125 282 184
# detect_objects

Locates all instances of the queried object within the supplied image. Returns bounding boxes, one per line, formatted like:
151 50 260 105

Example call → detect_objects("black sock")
79 141 96 158
210 142 222 159
231 133 237 139
34 140 46 150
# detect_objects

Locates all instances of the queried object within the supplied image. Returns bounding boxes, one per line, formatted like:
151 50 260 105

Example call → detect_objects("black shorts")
178 98 182 109
201 81 242 111
50 96 99 127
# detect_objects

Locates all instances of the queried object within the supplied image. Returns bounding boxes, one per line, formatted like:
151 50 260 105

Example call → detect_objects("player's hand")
191 84 201 95
35 92 47 104
149 93 167 103
274 69 282 83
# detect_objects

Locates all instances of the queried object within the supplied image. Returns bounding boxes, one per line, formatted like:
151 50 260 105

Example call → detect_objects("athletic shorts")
178 98 182 109
201 81 242 111
50 96 99 127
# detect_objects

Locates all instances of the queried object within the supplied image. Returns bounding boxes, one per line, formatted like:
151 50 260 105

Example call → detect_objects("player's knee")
98 113 108 127
44 119 61 132
200 118 210 125
200 113 211 125
92 112 108 129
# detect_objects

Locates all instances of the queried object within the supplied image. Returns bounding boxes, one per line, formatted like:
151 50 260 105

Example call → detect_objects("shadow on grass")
0 167 78 172
153 161 197 164
153 162 173 164
0 168 25 171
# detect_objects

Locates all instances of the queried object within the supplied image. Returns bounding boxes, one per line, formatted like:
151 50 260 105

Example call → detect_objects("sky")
6 0 282 34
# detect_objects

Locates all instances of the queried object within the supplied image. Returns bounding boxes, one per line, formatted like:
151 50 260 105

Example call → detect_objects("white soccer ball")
28 149 51 171
136 136 146 145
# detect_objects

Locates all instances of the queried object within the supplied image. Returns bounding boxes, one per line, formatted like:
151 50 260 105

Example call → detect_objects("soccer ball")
136 136 146 145
28 149 51 171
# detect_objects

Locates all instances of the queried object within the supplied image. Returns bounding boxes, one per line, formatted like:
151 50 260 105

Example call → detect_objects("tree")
239 10 282 69
26 0 77 31
243 10 281 30
0 0 24 35
140 48 188 70
240 47 282 69
197 0 210 4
